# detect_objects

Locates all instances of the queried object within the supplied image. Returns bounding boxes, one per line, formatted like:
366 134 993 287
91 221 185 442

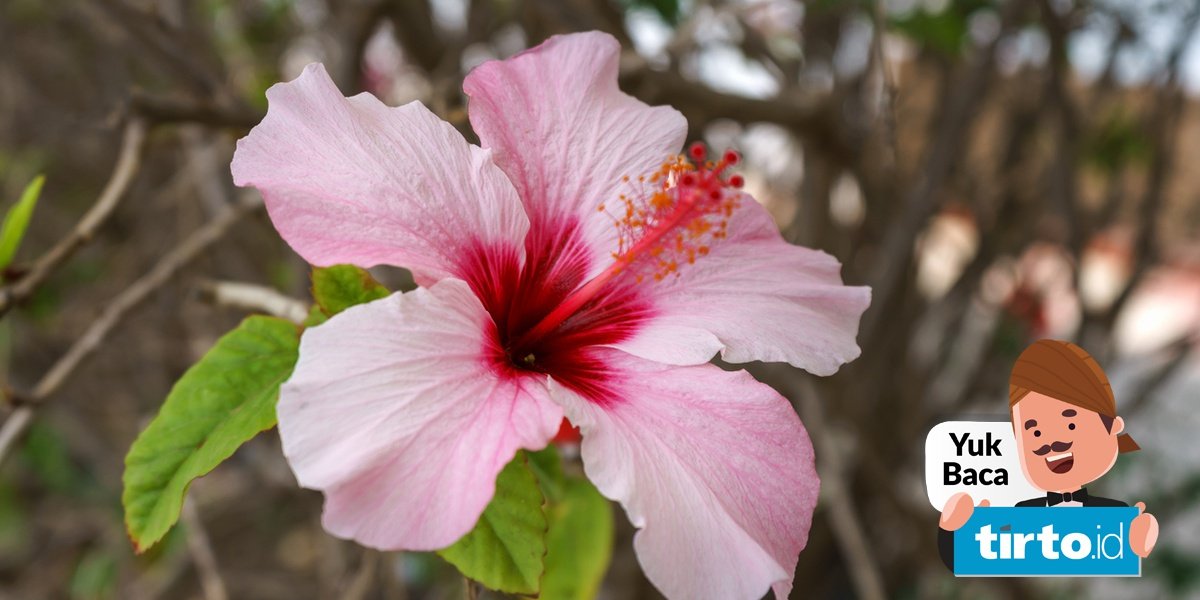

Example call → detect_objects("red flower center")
459 145 743 404
458 219 643 404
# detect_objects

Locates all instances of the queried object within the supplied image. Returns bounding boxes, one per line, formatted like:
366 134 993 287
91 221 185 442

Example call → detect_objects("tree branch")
0 119 148 318
787 375 886 600
183 499 229 600
858 0 1028 346
129 91 262 131
197 280 308 324
0 194 262 465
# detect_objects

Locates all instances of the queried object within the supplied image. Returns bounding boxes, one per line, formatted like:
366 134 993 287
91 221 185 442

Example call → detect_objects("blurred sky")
619 0 1200 97
1067 0 1200 93
378 0 1200 99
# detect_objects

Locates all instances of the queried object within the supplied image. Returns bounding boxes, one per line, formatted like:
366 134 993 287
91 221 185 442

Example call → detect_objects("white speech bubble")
925 420 1042 510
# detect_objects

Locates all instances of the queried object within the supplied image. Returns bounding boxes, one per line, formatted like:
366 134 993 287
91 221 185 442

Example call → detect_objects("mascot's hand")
940 492 989 531
1130 502 1158 558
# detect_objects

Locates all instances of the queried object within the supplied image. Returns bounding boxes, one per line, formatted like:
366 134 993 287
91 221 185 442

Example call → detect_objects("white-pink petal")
232 63 528 283
277 279 562 550
463 31 687 279
550 349 818 600
614 197 871 375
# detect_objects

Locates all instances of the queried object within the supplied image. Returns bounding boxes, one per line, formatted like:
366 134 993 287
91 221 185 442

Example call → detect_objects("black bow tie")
1047 488 1088 506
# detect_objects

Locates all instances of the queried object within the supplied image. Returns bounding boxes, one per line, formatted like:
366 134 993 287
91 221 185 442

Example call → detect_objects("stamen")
604 144 741 283
517 144 743 346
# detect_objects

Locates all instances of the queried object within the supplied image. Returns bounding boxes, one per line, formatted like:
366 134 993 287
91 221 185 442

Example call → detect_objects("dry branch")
197 280 308 324
787 375 886 600
183 499 229 600
0 119 148 318
859 0 1028 346
0 194 262 465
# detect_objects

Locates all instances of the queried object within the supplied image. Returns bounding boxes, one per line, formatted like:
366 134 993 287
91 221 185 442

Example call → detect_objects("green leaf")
439 452 548 594
528 445 566 503
122 316 299 553
542 476 614 600
1084 110 1153 172
622 0 680 24
21 422 89 496
888 1 991 57
311 264 389 317
0 175 44 271
0 480 29 557
302 304 328 328
69 549 117 600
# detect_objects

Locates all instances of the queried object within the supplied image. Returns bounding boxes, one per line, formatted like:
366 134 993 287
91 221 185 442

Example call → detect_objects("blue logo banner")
954 507 1141 576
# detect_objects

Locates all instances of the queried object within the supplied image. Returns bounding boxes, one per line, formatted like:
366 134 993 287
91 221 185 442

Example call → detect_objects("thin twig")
197 280 308 324
92 0 222 95
125 540 192 600
859 0 1027 346
1124 337 1196 418
1040 0 1086 256
0 119 148 318
338 550 380 600
0 194 262 465
0 407 33 465
868 0 899 169
1096 5 1200 335
182 499 229 600
791 376 886 600
620 59 844 158
130 91 262 130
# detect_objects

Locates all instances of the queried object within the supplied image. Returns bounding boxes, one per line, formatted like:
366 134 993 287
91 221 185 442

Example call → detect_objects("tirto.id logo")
975 522 1125 561
953 507 1140 576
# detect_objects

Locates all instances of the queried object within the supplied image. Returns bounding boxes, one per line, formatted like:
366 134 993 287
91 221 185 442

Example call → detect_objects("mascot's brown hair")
1008 339 1138 453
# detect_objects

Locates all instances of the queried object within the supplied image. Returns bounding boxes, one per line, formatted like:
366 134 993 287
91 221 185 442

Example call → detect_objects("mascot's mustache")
1032 440 1073 456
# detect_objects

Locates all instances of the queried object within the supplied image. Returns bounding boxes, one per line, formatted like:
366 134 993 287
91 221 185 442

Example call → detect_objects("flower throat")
514 143 743 348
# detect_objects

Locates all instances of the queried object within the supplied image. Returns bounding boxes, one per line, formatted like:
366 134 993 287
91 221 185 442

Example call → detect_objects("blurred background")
2 0 1199 598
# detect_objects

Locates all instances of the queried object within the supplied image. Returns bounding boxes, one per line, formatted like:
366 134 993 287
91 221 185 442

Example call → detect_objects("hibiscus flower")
232 31 870 600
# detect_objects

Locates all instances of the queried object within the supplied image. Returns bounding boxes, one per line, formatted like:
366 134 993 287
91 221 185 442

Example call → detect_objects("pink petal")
549 349 817 600
277 279 562 550
463 32 687 277
614 197 871 375
232 63 528 282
